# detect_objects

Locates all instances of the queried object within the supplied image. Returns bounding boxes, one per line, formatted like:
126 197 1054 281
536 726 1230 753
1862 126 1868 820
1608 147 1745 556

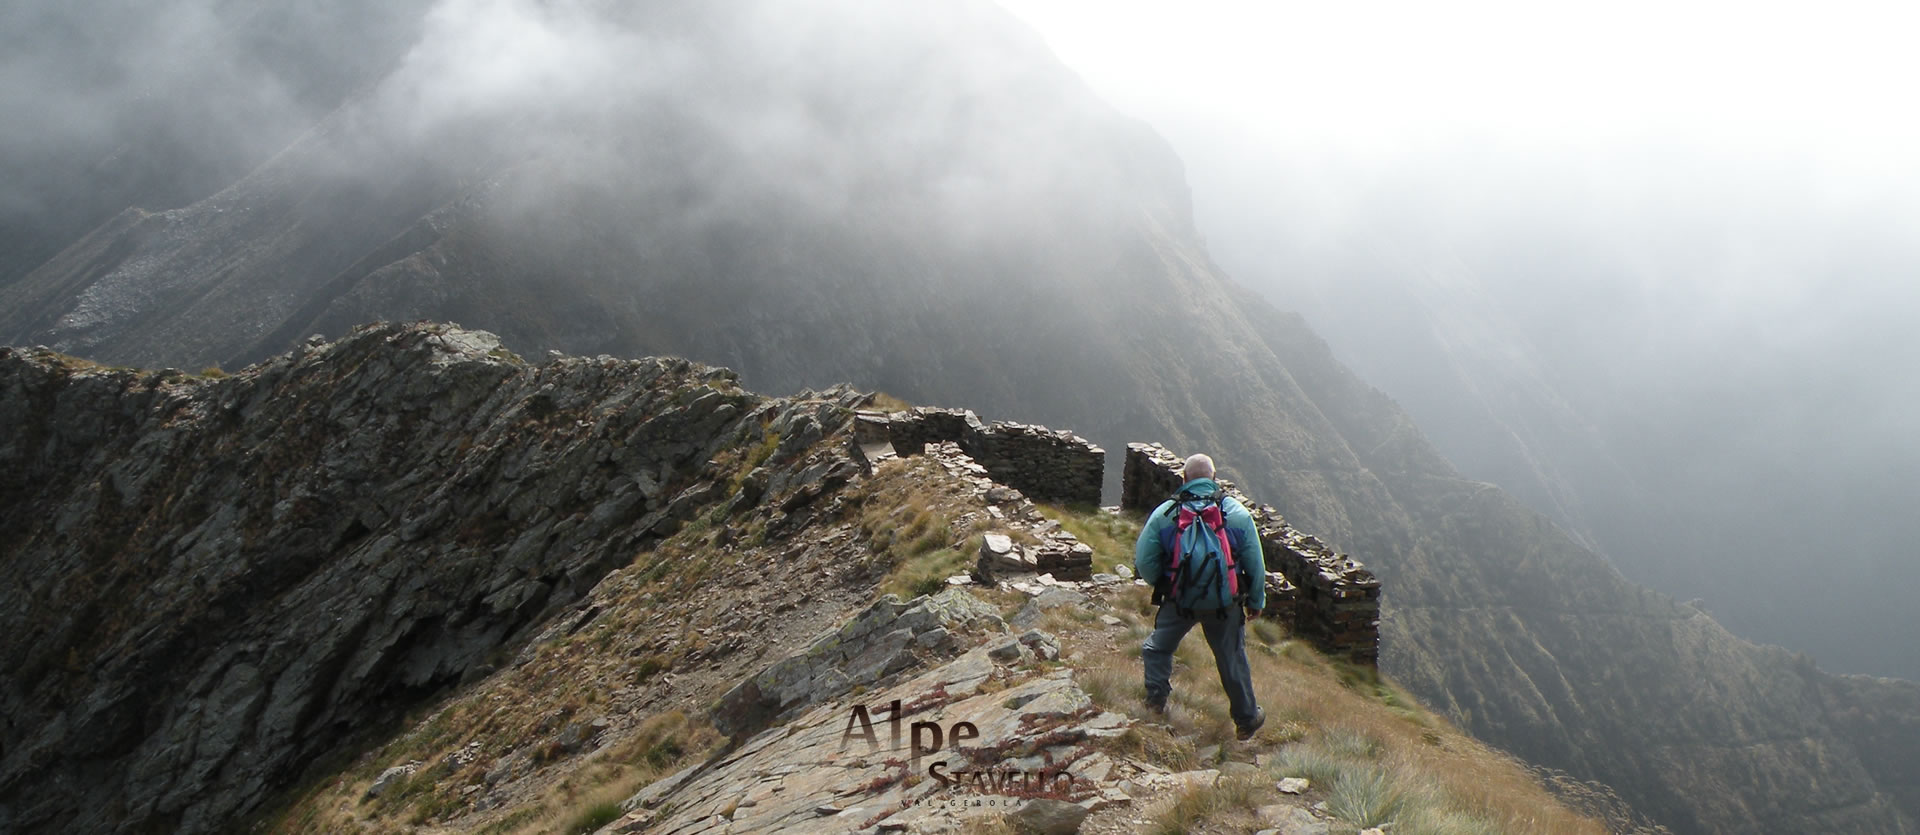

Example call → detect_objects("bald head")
1182 454 1215 480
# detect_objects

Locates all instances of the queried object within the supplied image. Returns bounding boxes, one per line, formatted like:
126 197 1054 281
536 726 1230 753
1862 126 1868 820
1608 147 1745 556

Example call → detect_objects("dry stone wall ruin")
855 407 1103 507
850 408 1383 666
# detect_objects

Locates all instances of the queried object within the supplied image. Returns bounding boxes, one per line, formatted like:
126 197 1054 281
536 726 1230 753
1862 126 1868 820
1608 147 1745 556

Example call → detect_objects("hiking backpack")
1155 490 1246 616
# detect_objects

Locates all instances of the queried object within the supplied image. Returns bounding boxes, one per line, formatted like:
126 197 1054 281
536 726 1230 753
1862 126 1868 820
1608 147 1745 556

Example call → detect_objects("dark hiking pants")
1141 604 1260 728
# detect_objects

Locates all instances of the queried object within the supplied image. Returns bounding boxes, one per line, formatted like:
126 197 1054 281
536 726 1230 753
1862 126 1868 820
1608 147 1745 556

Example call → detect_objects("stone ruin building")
851 407 1382 665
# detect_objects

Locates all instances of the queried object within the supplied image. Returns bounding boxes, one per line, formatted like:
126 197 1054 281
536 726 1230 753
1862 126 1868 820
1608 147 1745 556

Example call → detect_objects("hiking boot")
1144 696 1167 717
1235 707 1266 741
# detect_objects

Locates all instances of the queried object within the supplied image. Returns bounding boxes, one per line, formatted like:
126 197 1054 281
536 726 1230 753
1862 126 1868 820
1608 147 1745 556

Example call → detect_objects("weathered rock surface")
1008 797 1090 834
608 611 1137 835
712 589 1004 740
0 322 868 834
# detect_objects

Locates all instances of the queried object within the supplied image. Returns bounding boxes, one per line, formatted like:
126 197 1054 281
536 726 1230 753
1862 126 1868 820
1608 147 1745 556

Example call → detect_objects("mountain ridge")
5 2 1920 832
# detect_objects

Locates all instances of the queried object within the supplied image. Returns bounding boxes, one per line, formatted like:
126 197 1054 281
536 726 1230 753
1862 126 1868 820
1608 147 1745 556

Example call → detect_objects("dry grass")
1060 582 1607 835
1148 774 1267 835
486 713 715 835
867 392 913 412
957 816 1018 835
850 467 971 601
844 456 1030 603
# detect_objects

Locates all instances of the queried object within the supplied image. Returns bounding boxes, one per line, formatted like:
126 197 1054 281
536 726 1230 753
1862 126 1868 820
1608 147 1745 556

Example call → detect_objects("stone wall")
1253 520 1381 666
1121 442 1188 512
1120 443 1382 666
857 407 1104 507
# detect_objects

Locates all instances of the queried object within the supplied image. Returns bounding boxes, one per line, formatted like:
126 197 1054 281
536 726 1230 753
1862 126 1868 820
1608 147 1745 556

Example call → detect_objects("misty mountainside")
0 0 440 287
6 0 1920 832
1186 153 1920 683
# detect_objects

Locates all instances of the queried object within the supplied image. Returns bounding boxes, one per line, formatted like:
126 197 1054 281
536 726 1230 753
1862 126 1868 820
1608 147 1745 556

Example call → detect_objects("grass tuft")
1320 726 1383 761
1327 765 1405 826
565 801 623 834
1149 775 1265 835
1270 743 1347 784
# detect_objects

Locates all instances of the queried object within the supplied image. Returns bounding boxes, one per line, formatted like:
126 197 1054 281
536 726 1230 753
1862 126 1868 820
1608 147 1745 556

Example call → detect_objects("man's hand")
1245 606 1261 622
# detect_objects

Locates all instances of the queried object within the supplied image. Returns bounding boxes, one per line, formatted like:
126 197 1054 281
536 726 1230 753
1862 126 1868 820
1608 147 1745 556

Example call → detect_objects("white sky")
995 0 1920 177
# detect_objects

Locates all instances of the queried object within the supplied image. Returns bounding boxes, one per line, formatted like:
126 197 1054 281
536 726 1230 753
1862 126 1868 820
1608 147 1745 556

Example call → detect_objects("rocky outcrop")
610 599 1137 835
712 590 1005 740
0 322 867 834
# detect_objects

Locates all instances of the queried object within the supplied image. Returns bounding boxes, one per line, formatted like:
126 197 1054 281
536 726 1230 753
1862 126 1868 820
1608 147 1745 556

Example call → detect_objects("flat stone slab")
619 645 1142 833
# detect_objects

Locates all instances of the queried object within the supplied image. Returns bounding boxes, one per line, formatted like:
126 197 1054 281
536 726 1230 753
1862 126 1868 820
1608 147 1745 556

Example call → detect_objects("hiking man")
1133 453 1266 740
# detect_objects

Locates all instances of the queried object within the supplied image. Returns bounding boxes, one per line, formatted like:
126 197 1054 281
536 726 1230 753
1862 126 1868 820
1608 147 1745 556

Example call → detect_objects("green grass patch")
1034 504 1143 571
1250 618 1287 646
880 546 967 600
1269 743 1348 784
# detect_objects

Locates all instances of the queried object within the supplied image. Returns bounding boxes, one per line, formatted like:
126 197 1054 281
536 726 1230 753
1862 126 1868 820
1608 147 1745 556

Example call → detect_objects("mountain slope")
4 2 1919 832
0 323 874 831
0 323 1616 835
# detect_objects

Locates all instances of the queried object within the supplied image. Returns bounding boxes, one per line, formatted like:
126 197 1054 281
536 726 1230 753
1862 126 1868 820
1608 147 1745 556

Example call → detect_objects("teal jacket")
1133 478 1266 610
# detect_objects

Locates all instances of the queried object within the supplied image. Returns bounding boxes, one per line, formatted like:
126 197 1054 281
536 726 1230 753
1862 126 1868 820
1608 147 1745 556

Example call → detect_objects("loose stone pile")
973 530 1097 585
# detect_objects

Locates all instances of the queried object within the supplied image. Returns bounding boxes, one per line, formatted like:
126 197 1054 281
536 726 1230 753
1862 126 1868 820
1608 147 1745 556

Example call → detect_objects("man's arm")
1134 504 1169 583
1227 500 1266 612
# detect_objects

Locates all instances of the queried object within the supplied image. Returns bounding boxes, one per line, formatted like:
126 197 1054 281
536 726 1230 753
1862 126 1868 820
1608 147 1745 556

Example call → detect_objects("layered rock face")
0 322 865 833
711 590 1007 741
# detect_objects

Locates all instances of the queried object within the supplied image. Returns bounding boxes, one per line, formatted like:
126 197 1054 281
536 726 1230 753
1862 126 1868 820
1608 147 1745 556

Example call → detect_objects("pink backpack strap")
1201 505 1238 597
